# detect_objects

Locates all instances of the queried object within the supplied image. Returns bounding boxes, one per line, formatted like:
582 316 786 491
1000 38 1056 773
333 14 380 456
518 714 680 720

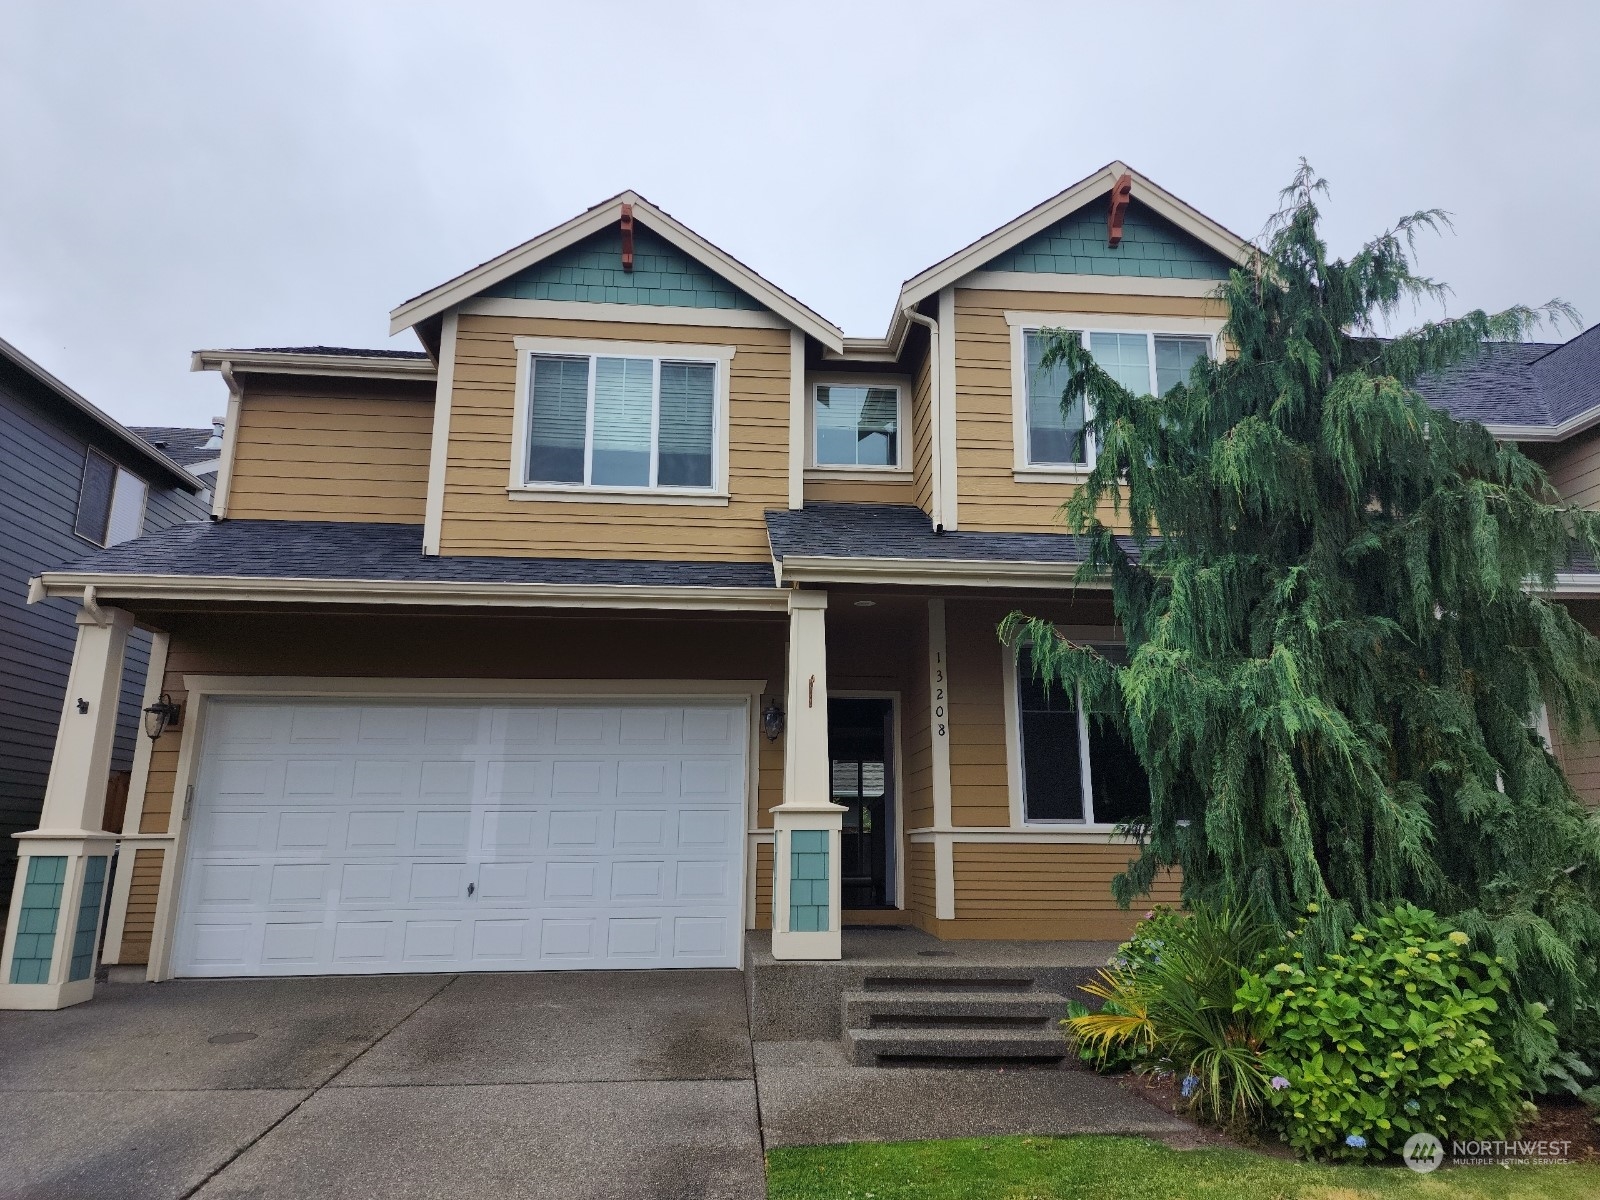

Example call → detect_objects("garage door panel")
175 698 748 976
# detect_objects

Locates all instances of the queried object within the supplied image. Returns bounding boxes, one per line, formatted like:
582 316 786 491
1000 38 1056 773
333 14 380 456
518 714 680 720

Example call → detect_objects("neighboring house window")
1021 328 1213 468
1015 644 1150 824
813 383 901 468
73 448 147 547
514 338 731 496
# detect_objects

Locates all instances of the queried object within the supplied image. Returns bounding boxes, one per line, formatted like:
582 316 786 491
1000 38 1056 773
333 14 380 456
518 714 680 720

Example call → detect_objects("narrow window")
658 361 715 487
1024 330 1089 466
814 384 900 467
74 448 118 544
1154 334 1210 396
527 354 590 484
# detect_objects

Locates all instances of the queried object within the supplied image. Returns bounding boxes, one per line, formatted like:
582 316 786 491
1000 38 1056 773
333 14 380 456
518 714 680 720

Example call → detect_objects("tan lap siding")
1553 721 1600 810
952 842 1181 939
804 478 919 505
754 842 774 930
117 848 164 964
951 289 1225 535
912 351 933 516
441 315 789 561
1535 426 1600 510
906 840 936 921
225 380 434 523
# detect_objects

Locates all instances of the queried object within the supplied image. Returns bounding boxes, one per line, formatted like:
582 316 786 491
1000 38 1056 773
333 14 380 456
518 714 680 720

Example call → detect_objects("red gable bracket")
1107 173 1132 247
619 203 635 272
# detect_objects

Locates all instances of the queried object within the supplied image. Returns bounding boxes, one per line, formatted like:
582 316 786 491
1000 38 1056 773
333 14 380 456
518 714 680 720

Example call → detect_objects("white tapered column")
771 590 845 960
0 605 132 1009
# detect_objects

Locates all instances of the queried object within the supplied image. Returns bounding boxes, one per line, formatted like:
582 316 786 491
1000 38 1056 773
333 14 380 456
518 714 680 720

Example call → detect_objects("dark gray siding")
0 359 208 900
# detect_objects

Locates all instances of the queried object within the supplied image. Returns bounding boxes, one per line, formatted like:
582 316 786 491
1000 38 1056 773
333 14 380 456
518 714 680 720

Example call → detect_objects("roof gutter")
27 570 791 614
190 349 438 382
774 554 1103 590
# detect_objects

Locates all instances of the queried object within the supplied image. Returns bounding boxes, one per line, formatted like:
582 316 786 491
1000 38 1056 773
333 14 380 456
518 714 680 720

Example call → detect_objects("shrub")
1069 904 1275 1125
1236 902 1528 1161
1064 906 1186 1072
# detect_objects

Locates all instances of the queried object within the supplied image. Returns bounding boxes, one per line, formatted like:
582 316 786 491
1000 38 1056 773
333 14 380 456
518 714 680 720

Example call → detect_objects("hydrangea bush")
1236 902 1531 1161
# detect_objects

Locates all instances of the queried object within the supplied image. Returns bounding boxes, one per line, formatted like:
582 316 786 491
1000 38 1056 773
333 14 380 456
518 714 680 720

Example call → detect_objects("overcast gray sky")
2 1 1595 429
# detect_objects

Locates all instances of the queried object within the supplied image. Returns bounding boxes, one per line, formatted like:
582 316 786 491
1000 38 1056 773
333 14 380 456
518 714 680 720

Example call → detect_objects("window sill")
506 486 730 507
804 467 913 483
1013 466 1093 483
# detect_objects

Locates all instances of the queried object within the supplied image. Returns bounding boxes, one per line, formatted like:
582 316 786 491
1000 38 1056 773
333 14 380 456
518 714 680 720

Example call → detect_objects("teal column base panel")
789 830 830 933
10 856 67 985
69 857 109 982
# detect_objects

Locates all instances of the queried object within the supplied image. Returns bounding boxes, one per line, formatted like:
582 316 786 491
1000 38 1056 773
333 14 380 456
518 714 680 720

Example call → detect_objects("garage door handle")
467 883 475 897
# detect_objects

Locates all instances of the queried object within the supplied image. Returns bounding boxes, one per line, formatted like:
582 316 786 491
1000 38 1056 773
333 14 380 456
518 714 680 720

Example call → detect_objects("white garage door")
172 698 749 976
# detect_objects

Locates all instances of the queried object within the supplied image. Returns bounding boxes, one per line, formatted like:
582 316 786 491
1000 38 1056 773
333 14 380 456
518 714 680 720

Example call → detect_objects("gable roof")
0 334 204 491
896 161 1254 314
1417 325 1600 439
389 191 845 352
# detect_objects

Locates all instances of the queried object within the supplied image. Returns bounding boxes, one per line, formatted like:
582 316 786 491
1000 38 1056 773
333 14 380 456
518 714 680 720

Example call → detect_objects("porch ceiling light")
143 694 182 741
761 699 785 743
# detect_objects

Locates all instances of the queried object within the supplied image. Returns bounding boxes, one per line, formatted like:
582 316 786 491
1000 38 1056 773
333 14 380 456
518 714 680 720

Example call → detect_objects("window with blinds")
526 352 716 491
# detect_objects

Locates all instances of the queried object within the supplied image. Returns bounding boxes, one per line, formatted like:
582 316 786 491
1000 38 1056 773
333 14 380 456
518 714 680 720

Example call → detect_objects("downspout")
209 359 243 520
901 308 945 532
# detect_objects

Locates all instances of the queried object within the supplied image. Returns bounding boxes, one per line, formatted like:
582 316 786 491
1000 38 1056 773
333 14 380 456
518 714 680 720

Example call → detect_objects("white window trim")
509 335 734 503
1001 632 1133 832
1005 311 1224 478
74 447 148 549
805 374 912 475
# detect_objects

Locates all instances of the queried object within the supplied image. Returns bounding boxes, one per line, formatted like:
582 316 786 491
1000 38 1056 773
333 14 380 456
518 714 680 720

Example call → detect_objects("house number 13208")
933 651 946 738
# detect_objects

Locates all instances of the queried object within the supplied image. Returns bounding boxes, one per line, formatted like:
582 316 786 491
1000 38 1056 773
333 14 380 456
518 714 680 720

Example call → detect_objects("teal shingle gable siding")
981 197 1233 281
485 225 768 311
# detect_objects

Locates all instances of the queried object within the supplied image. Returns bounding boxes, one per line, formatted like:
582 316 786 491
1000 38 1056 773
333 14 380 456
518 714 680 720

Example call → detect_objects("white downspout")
902 308 945 532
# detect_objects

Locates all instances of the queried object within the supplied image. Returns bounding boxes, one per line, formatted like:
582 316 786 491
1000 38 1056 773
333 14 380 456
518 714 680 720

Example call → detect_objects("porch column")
0 605 133 1009
770 589 844 960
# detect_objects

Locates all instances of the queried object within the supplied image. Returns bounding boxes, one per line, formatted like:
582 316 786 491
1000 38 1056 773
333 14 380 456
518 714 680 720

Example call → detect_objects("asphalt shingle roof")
49 520 777 589
1416 326 1600 431
766 503 1097 564
242 346 431 359
130 425 218 467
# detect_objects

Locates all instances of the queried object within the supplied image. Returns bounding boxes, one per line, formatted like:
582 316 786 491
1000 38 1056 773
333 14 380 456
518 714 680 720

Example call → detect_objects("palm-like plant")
1069 905 1276 1125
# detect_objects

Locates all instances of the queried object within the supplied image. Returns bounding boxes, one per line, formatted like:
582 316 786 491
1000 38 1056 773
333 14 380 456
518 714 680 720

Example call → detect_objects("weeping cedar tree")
1001 164 1600 1088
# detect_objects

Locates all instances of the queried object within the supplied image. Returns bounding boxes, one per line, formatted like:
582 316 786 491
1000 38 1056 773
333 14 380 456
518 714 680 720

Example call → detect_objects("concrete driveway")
0 971 764 1200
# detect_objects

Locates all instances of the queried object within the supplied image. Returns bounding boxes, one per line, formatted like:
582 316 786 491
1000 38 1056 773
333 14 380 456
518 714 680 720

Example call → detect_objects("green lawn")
766 1135 1600 1200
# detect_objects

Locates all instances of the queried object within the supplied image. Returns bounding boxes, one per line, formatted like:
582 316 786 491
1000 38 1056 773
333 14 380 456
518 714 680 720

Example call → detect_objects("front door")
827 697 894 909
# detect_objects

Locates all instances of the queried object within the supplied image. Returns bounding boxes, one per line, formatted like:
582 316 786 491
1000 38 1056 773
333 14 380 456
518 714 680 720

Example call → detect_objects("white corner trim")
422 312 458 555
458 297 787 330
101 629 169 965
209 362 242 519
788 330 806 509
961 271 1226 298
927 599 953 917
937 288 959 530
507 335 734 502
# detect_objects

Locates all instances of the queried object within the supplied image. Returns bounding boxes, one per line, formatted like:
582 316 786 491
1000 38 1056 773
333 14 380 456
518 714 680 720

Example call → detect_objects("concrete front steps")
841 973 1073 1067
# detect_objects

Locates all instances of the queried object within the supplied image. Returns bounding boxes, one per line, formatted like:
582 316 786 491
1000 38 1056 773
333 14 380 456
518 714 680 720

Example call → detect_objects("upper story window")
73 448 147 547
813 382 902 469
1011 644 1150 826
1016 324 1214 470
511 336 733 501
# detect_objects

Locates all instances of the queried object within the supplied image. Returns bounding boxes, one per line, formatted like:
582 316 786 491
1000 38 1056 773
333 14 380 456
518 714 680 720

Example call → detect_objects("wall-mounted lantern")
761 700 786 743
142 694 182 741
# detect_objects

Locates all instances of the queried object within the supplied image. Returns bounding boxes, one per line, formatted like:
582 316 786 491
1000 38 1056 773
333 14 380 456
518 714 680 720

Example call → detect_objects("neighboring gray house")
0 337 209 906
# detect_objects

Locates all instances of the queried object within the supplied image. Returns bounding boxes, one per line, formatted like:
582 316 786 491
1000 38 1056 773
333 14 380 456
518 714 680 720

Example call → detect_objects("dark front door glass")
828 697 894 909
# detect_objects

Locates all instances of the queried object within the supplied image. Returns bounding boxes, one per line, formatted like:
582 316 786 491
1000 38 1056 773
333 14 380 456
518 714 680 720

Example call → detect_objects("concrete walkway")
0 969 1192 1199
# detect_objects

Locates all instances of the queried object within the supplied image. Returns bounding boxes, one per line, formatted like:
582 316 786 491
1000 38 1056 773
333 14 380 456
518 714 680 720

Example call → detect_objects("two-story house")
0 337 209 925
4 163 1596 1010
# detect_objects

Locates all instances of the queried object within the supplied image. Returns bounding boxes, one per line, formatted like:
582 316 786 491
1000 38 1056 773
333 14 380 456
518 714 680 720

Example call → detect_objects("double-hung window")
518 341 725 495
812 382 902 469
1020 328 1212 469
73 448 147 547
1013 644 1150 825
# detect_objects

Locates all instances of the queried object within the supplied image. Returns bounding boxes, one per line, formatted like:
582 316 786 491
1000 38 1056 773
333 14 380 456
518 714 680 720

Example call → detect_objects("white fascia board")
1544 573 1600 597
1485 407 1600 443
190 350 438 382
894 161 1253 316
31 571 790 613
388 191 845 353
774 554 1105 589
